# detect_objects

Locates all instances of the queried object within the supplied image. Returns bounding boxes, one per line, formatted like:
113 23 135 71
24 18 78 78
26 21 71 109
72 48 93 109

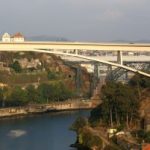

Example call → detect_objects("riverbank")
0 100 93 118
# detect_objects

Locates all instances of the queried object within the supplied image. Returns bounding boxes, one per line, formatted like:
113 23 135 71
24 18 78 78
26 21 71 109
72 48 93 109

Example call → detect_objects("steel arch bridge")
1 49 149 78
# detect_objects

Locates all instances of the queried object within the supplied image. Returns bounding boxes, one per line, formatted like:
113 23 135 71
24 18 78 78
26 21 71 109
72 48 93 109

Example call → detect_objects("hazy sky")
0 0 150 42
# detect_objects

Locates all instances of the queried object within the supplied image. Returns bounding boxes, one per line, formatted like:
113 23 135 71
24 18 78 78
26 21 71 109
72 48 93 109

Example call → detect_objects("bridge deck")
0 41 149 77
61 55 150 63
0 41 150 51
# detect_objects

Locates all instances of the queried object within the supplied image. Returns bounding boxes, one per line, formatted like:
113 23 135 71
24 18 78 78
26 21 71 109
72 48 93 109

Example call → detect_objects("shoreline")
0 100 94 119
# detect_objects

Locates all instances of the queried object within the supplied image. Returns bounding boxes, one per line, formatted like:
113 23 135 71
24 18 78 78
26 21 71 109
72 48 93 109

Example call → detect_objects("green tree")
70 116 88 133
53 82 71 101
7 87 27 106
37 83 53 103
129 75 150 89
47 70 57 80
10 61 22 73
26 85 39 103
50 82 73 101
1 87 12 107
0 88 4 107
90 82 139 128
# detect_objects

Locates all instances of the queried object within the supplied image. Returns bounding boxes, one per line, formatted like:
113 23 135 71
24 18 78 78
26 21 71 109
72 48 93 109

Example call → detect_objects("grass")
0 71 54 85
0 70 75 88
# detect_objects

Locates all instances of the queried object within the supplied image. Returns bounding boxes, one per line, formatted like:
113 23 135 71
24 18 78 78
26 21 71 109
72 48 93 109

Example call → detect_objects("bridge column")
66 50 69 53
90 63 99 98
74 49 78 55
107 65 113 80
76 67 82 96
125 71 128 80
117 51 123 65
93 63 99 89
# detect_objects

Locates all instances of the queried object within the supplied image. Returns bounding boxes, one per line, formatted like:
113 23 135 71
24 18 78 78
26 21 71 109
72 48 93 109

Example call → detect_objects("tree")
47 70 57 80
129 75 150 89
90 81 139 128
1 87 12 107
70 116 88 133
10 61 22 73
0 88 4 107
56 82 73 101
37 83 53 103
7 86 27 106
26 85 39 103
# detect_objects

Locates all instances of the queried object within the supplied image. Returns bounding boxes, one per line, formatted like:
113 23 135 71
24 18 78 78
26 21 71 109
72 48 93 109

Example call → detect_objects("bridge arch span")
2 49 150 78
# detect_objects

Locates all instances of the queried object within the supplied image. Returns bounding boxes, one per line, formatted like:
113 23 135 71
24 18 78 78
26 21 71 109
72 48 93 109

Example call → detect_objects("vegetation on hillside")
131 129 150 143
0 82 74 107
0 52 91 99
90 81 140 128
70 117 103 150
0 70 63 85
71 75 150 149
129 75 150 88
90 75 150 128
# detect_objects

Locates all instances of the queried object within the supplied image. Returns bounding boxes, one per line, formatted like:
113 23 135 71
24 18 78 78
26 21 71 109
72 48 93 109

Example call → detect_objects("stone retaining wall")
0 100 93 118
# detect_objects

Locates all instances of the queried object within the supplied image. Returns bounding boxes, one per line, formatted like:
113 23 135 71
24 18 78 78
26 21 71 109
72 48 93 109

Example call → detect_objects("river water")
0 110 90 150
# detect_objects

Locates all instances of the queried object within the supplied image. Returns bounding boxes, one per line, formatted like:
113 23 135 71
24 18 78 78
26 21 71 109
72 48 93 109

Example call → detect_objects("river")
0 110 90 150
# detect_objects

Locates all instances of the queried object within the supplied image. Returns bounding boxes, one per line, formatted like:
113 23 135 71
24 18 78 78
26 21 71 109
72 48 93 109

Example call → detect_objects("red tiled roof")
11 32 24 38
143 144 150 150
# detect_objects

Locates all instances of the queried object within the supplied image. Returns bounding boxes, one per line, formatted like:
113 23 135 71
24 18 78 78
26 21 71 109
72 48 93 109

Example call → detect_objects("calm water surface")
0 110 90 150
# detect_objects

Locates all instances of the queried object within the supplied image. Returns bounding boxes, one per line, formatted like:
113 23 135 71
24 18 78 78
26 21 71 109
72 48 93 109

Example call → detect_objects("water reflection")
7 130 27 138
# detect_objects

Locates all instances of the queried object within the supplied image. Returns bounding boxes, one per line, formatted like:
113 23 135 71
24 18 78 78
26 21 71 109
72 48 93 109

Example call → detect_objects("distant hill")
26 35 150 43
134 40 150 43
27 35 69 42
111 39 150 43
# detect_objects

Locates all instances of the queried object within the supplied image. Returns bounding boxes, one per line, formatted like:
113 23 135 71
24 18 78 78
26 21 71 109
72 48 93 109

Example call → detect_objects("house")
2 33 11 42
1 32 25 42
16 58 41 69
11 32 25 42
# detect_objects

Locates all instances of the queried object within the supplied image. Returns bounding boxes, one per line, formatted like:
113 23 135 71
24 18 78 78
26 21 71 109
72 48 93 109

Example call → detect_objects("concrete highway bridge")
61 55 150 63
0 41 150 78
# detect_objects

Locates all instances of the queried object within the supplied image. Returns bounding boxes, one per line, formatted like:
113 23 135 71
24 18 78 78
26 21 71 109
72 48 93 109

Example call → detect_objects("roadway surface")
61 55 150 63
0 41 150 51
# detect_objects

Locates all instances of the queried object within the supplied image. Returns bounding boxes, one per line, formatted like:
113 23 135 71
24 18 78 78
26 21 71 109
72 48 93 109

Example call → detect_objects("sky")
0 0 150 42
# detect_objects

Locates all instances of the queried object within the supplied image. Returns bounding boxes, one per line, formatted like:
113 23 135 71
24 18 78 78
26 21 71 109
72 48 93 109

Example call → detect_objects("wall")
0 100 93 118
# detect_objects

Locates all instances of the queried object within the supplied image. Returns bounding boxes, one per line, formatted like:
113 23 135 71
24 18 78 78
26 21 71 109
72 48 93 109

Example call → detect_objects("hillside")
0 52 91 97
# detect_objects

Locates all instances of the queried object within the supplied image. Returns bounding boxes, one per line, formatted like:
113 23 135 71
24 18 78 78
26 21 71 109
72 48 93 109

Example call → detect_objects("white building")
1 32 25 42
2 33 11 42
11 32 25 42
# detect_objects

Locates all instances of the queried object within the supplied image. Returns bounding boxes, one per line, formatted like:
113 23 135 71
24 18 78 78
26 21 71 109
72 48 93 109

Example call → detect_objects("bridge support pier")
125 71 128 81
117 51 123 65
76 67 82 96
74 49 78 55
90 63 99 96
93 63 99 88
107 65 113 78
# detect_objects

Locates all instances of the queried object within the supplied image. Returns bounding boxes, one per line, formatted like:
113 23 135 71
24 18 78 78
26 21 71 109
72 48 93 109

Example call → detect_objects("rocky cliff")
0 52 91 97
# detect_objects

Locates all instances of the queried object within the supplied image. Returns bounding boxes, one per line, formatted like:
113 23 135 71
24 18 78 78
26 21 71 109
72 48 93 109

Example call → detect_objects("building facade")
1 32 25 42
2 33 11 42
